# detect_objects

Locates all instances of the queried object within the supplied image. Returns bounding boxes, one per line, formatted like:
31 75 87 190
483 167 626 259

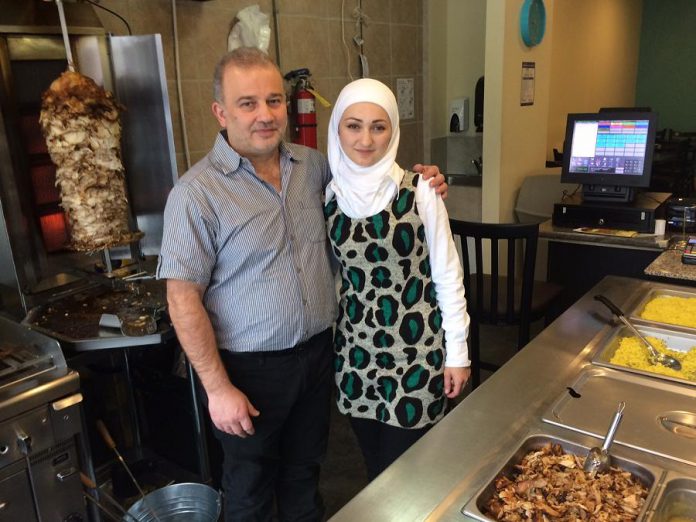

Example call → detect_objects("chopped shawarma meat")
39 70 141 252
484 443 649 522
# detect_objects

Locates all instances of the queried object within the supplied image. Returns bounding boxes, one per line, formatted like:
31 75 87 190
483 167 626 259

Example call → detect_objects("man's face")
212 64 287 161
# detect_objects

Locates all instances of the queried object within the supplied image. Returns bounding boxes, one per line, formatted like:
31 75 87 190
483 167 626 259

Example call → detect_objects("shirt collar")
210 130 298 177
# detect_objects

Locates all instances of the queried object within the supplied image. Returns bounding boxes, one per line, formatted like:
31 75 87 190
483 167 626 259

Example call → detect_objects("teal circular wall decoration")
520 0 546 47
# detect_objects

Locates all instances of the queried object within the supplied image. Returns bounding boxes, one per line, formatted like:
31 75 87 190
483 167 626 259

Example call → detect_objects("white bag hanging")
227 4 271 53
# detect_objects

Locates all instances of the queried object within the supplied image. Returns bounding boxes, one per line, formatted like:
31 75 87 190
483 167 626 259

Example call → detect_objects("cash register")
552 110 670 233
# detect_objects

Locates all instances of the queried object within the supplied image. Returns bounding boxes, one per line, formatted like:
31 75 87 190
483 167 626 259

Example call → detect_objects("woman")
324 78 471 481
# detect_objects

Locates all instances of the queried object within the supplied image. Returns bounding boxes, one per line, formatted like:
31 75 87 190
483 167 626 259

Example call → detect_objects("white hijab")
325 78 404 219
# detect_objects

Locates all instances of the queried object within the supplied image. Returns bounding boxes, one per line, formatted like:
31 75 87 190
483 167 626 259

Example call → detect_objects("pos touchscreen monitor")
560 111 658 203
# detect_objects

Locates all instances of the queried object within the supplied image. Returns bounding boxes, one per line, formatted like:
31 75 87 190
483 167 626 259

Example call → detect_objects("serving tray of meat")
23 279 172 351
542 368 696 467
461 434 661 522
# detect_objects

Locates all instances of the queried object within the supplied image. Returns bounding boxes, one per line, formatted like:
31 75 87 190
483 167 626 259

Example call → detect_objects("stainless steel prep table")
329 275 696 521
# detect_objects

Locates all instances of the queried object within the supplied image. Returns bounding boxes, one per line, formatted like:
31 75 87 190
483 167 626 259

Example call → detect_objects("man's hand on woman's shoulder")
413 163 448 200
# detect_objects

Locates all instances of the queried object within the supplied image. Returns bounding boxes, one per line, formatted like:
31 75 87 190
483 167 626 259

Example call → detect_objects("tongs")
594 294 682 371
584 401 625 477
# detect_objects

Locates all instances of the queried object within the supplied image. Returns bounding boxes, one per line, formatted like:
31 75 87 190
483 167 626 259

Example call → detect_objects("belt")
222 327 332 359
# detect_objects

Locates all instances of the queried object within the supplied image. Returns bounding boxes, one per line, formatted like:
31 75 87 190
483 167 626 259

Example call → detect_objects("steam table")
329 276 696 521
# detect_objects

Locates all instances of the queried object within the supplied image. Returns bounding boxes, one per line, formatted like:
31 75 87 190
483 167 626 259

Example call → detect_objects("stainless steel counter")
329 276 696 521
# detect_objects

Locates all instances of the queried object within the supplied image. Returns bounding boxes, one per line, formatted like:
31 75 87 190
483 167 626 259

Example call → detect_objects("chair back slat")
506 238 516 322
448 219 540 329
489 239 498 324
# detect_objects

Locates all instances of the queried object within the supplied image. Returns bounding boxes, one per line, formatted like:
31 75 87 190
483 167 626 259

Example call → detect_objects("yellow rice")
639 296 696 328
610 336 696 381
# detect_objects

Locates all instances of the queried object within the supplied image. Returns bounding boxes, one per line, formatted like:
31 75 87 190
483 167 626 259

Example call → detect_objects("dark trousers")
211 328 333 522
349 416 432 482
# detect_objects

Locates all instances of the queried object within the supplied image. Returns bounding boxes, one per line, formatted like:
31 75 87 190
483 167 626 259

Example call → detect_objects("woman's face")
338 102 392 167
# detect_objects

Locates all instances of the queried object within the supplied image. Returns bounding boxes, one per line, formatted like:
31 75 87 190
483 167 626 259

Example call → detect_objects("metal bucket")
124 483 221 522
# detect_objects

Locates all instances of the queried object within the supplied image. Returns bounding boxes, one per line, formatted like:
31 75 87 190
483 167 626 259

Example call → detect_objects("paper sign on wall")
521 61 535 106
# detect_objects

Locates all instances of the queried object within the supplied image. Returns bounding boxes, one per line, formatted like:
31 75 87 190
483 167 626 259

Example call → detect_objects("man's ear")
212 101 226 128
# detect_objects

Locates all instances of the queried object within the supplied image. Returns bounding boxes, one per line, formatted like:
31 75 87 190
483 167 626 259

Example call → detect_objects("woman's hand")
413 163 448 200
444 366 471 398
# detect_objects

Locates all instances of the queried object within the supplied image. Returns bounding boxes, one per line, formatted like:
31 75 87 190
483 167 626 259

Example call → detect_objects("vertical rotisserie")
39 70 140 252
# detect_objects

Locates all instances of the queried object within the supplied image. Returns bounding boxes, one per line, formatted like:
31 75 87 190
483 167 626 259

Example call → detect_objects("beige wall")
546 0 643 160
482 0 555 223
427 0 486 138
96 0 423 175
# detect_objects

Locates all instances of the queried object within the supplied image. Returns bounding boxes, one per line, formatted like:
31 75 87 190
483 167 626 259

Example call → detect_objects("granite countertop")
644 248 696 281
539 219 666 250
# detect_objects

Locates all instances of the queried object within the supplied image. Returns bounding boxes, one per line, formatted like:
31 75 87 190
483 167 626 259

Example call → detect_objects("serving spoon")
584 401 625 477
594 294 682 371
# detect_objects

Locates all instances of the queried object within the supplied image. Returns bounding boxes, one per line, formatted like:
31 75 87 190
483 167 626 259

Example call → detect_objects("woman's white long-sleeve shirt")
413 173 470 367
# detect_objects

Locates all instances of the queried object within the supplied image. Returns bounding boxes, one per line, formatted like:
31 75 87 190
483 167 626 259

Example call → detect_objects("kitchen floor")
320 320 545 519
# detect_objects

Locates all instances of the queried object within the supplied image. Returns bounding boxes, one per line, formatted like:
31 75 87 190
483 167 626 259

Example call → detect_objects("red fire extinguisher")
285 68 318 149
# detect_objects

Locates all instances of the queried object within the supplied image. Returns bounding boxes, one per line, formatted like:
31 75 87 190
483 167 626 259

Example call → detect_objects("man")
157 47 446 522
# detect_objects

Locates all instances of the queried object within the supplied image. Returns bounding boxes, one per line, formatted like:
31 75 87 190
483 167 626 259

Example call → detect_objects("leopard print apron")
324 172 446 429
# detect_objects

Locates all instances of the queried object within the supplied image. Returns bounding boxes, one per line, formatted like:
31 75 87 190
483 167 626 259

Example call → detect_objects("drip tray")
542 367 696 466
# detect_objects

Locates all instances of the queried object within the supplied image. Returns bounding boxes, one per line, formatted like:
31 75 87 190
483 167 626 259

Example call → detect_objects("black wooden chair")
449 219 563 388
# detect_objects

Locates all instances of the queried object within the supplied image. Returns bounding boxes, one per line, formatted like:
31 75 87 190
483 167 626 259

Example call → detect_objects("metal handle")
0 500 6 511
601 401 626 451
17 432 32 455
52 393 83 411
594 294 662 359
56 466 77 482
594 294 625 318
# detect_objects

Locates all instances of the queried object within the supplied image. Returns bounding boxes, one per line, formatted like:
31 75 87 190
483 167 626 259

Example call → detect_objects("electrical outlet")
396 78 414 120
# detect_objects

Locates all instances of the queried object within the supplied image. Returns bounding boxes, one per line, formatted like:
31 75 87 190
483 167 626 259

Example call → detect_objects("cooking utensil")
96 420 162 522
594 294 682 371
83 492 123 522
99 312 158 337
583 401 625 477
81 472 138 522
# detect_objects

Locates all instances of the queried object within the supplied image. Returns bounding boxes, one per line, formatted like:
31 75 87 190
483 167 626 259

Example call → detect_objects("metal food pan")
461 434 661 522
648 473 696 522
542 368 696 467
592 324 696 387
627 287 696 333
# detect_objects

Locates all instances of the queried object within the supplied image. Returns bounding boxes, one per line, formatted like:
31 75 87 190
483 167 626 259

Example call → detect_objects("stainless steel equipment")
627 287 696 333
0 315 94 521
650 473 696 522
543 367 696 467
595 294 682 371
592 323 696 387
462 434 660 522
0 1 178 321
0 1 211 495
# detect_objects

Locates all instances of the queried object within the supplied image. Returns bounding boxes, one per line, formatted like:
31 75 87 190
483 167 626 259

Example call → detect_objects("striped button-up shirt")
157 132 337 353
